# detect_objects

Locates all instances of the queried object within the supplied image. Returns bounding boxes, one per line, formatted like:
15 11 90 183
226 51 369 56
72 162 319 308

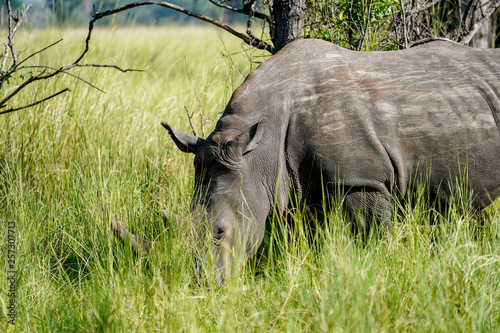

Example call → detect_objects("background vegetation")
1 26 500 331
5 0 244 27
5 1 500 48
304 0 500 50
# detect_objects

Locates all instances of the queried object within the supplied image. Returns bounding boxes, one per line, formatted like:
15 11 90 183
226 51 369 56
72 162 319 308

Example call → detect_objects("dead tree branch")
1 0 275 115
0 0 140 114
387 0 500 49
399 0 408 48
6 2 31 67
458 0 499 44
184 106 198 137
90 1 275 54
0 88 70 115
16 39 63 68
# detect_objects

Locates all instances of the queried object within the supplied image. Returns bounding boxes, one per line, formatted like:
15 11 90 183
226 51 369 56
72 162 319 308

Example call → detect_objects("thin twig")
219 36 245 81
16 38 63 68
460 15 495 44
400 0 408 48
6 2 31 69
0 71 44 108
6 0 16 65
74 64 143 73
0 88 70 115
20 65 106 93
1 43 9 74
10 4 31 38
199 67 217 138
184 57 216 138
459 2 498 44
184 106 197 137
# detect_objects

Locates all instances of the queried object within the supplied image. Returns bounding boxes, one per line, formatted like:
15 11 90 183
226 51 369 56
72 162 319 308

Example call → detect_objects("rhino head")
162 117 270 281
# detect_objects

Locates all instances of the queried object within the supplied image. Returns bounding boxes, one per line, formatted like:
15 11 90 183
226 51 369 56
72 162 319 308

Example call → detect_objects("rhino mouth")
109 210 152 256
110 207 232 279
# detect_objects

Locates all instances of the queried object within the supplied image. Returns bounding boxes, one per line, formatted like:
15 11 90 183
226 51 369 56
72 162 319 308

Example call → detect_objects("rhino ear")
161 122 204 154
232 117 268 155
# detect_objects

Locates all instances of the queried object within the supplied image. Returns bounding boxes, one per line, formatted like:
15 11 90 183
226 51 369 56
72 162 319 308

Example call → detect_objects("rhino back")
226 39 500 206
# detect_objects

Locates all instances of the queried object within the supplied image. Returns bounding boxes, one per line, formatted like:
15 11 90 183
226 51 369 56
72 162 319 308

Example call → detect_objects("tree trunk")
272 0 306 52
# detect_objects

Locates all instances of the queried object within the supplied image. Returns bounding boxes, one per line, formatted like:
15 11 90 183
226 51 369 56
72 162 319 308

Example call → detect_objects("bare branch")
219 36 246 81
6 0 16 65
460 11 496 44
246 0 262 44
1 57 139 109
184 106 197 137
1 44 9 74
0 0 138 114
459 1 498 45
20 65 106 93
74 64 143 73
16 39 63 68
0 73 46 108
0 88 70 115
6 2 31 68
11 4 31 37
399 0 408 48
90 1 275 54
1 0 275 116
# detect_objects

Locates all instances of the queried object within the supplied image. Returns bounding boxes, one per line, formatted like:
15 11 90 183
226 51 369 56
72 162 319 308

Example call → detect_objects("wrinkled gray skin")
163 39 500 280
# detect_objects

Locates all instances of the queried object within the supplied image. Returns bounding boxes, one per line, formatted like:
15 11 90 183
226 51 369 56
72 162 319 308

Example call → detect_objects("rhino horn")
110 210 152 256
161 122 205 154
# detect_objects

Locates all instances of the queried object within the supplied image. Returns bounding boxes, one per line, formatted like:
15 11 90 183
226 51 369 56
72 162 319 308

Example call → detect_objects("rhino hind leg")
343 187 393 238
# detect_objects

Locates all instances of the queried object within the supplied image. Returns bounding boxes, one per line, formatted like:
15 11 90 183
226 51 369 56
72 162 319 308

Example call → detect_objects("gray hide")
161 39 500 278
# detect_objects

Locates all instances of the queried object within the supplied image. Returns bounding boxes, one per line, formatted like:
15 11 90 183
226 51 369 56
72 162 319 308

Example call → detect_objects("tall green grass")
1 26 500 332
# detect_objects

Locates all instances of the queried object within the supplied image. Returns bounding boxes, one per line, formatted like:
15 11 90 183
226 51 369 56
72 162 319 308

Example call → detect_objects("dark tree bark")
272 0 306 52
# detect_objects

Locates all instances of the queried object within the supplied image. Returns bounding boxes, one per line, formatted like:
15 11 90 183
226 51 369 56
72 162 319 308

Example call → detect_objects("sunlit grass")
0 26 500 332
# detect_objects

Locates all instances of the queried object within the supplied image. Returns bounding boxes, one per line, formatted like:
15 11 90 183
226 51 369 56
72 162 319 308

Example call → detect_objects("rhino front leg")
343 187 393 237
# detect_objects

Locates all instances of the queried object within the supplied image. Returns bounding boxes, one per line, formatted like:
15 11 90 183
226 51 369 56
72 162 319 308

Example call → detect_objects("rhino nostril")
215 226 225 235
213 226 226 246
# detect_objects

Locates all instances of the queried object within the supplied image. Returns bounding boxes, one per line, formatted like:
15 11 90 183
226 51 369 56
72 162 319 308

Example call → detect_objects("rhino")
111 39 500 280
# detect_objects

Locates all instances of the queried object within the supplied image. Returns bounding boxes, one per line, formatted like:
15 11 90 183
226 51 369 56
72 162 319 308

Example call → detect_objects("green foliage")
305 1 500 50
1 27 500 331
304 0 401 50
